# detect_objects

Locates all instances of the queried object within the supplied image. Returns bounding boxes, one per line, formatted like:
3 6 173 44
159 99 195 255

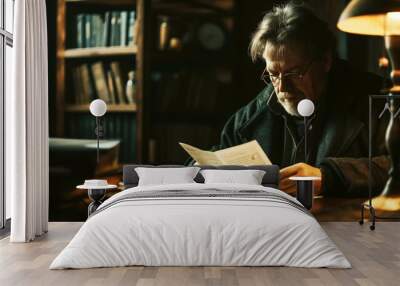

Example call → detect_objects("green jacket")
195 60 390 197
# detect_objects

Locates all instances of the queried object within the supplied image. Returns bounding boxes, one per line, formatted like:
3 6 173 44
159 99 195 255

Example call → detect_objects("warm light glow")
337 15 386 36
367 196 400 211
378 56 389 68
337 13 400 36
337 0 400 35
386 12 400 35
387 12 400 22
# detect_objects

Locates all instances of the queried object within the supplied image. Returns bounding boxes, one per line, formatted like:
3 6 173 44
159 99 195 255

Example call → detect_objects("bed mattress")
50 183 350 269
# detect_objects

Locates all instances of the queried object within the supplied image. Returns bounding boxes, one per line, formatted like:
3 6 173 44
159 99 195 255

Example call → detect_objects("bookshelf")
146 0 239 164
55 0 239 165
56 0 148 163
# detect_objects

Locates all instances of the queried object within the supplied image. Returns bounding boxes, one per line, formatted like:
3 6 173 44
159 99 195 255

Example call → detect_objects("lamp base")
360 202 400 231
364 94 400 230
296 181 314 210
380 174 400 197
87 188 106 217
369 195 400 212
377 95 400 205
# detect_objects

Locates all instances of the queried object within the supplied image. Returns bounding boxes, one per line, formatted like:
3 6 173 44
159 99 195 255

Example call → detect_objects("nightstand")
77 180 117 217
289 176 321 210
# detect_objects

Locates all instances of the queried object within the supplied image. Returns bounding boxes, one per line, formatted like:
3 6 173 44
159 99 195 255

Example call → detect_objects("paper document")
179 140 271 165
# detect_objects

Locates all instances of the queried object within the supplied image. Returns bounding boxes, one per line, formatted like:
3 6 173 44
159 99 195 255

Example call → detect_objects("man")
192 3 390 197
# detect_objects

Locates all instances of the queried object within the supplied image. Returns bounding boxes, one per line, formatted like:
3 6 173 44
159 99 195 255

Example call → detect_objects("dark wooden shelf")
65 104 137 113
61 46 137 59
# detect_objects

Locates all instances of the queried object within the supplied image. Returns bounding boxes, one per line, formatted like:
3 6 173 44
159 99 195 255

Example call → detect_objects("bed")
50 165 350 269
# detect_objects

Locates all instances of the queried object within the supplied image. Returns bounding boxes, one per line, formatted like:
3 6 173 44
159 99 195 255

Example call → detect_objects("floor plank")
0 222 399 286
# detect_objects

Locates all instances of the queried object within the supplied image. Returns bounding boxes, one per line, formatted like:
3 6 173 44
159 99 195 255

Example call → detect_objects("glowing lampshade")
337 0 400 36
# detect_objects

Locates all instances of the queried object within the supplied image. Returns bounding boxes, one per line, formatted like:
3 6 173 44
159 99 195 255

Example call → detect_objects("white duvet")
50 183 351 269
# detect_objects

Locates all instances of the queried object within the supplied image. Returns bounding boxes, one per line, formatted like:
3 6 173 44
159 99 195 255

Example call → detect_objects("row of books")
149 124 219 164
76 11 136 48
70 61 135 105
151 69 225 113
65 113 136 163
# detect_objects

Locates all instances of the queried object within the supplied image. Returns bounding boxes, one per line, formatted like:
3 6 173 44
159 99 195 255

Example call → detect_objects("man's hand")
279 163 322 195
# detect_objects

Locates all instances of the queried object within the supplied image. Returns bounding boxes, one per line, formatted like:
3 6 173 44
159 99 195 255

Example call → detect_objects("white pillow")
135 167 200 186
200 169 266 185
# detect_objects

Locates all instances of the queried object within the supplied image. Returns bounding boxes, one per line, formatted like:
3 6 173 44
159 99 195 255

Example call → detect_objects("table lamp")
89 99 107 164
288 99 318 210
337 0 400 212
297 99 315 163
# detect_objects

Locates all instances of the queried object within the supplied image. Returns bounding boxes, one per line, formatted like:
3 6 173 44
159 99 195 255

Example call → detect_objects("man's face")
262 44 331 116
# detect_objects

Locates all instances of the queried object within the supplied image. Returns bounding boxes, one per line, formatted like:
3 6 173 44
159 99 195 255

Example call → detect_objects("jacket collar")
266 88 286 116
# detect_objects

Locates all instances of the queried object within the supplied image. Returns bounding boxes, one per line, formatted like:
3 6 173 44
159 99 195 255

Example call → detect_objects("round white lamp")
90 99 107 117
294 99 316 210
297 99 315 117
89 99 107 163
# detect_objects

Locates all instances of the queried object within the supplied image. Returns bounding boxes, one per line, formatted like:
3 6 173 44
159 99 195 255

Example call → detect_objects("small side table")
289 176 321 210
77 182 117 217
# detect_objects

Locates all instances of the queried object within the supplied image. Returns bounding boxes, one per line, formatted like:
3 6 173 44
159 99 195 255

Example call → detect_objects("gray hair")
249 2 336 62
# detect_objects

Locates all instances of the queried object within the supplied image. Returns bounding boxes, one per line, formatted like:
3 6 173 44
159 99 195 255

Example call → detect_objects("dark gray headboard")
123 164 280 189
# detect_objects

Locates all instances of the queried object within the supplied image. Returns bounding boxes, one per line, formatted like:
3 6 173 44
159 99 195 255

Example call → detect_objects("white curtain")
7 0 49 242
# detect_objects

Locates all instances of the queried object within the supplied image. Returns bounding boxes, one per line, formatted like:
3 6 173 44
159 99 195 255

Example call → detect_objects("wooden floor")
0 222 399 286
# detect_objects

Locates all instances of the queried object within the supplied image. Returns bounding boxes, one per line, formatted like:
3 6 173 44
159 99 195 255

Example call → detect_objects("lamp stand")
380 35 400 199
95 116 104 164
359 35 400 230
87 188 107 216
360 94 400 230
304 116 308 164
381 97 400 197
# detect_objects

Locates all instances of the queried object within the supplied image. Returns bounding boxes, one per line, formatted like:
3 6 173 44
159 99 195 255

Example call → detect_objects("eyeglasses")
260 61 314 85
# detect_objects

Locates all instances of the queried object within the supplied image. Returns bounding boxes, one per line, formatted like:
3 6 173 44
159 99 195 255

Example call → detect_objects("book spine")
81 14 87 48
99 14 105 47
120 11 128 46
76 14 83 48
80 64 92 104
110 11 120 46
85 14 91 48
110 61 126 104
91 62 111 103
106 68 117 104
103 11 111 47
91 14 97 48
115 12 121 46
92 14 103 47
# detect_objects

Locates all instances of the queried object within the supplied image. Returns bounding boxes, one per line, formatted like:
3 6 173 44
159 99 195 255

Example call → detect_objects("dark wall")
45 0 385 137
234 0 273 106
46 0 57 137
